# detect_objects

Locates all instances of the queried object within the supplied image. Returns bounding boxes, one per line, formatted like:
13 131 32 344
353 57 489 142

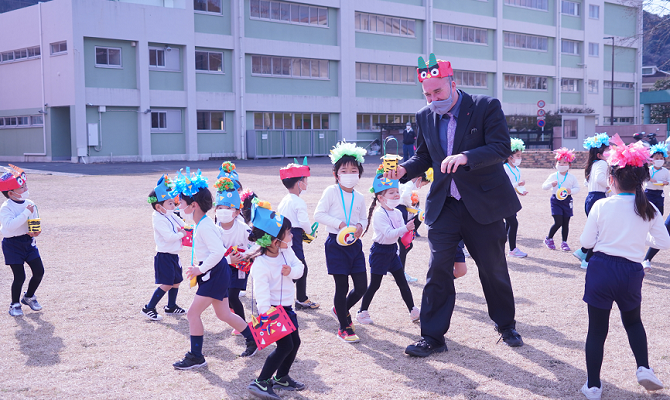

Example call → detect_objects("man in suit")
387 54 523 357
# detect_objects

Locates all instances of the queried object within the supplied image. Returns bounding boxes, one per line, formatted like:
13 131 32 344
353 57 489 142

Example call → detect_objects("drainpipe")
238 0 247 159
25 1 47 157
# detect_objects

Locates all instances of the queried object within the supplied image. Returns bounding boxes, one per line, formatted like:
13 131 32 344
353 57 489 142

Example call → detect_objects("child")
1 165 43 317
356 168 419 325
142 175 187 321
314 141 368 343
171 168 257 370
213 177 253 332
504 138 528 258
641 143 670 272
542 148 580 251
573 133 611 269
218 161 246 225
579 135 669 399
247 199 305 399
396 171 431 282
277 158 320 310
240 189 258 225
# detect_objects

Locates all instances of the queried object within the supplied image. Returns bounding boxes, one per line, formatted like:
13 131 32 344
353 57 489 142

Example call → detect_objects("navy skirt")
2 235 40 265
290 227 305 260
645 189 664 216
583 252 644 312
325 233 366 275
584 191 607 216
228 265 248 290
154 252 183 285
369 242 403 275
550 194 573 217
196 259 230 301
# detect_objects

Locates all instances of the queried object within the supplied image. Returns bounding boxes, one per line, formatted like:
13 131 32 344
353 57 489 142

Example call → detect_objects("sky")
645 0 670 16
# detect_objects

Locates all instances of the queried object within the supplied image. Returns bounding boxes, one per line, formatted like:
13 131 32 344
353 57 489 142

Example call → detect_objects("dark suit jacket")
402 90 522 226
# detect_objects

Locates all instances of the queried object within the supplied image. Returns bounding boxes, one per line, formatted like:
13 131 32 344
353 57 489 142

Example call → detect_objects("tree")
643 9 670 70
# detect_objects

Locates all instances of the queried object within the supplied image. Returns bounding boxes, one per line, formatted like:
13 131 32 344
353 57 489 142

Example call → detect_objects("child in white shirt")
642 143 670 271
504 138 528 258
542 148 581 252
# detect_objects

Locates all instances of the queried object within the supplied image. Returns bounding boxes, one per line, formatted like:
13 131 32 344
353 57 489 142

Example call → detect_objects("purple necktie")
446 114 461 200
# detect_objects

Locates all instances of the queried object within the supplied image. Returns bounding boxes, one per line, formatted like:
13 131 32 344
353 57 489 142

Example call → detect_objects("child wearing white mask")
356 168 420 326
213 177 252 332
542 148 581 252
642 143 670 272
314 141 368 344
504 138 528 258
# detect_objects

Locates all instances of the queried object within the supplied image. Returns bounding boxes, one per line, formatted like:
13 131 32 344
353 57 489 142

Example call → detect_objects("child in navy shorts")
642 143 670 271
579 135 670 399
1 165 44 317
142 175 187 321
542 148 580 252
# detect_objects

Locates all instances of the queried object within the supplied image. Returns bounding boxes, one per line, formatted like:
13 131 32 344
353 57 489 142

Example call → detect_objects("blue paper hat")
173 167 208 197
372 173 399 194
650 142 668 158
154 175 177 202
251 199 284 238
214 177 241 209
583 133 610 150
217 161 240 187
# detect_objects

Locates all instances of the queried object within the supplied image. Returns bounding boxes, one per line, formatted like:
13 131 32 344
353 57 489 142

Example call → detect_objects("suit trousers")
421 197 516 346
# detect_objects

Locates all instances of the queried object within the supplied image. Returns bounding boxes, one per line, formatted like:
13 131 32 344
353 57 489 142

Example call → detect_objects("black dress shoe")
495 325 524 347
405 339 448 357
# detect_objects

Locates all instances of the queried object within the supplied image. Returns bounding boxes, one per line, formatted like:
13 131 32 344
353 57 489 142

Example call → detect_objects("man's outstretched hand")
384 166 407 180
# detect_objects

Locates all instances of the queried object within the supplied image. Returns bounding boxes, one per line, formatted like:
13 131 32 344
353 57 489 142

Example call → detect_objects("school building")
0 0 642 162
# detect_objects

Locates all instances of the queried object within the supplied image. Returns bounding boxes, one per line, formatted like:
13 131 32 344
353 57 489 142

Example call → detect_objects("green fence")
246 129 338 159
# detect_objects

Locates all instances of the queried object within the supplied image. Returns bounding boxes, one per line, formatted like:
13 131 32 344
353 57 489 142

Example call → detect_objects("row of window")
0 115 43 128
354 12 416 37
504 74 548 91
251 55 328 79
0 46 41 64
436 24 487 45
254 112 330 130
355 63 415 85
604 81 635 89
504 32 548 51
357 114 416 131
250 0 327 26
150 110 227 132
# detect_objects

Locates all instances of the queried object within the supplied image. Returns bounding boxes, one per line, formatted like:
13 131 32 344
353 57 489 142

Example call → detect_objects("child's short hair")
247 217 292 257
333 155 364 183
148 189 166 211
181 187 213 213
1 191 9 199
282 176 305 190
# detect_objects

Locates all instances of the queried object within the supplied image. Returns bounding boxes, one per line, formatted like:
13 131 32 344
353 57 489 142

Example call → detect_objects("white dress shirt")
277 193 312 233
586 160 609 193
0 199 38 238
152 210 185 254
250 248 304 314
542 171 581 196
371 206 408 245
314 184 368 235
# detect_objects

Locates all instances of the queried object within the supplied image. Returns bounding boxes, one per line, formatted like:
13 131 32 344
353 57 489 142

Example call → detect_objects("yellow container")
27 218 41 232
381 154 403 172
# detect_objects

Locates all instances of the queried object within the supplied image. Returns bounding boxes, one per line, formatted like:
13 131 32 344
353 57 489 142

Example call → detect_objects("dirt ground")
1 160 670 400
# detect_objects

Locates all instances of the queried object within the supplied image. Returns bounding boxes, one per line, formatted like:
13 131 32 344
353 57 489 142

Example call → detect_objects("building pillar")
644 104 651 124
339 1 355 141
137 40 152 162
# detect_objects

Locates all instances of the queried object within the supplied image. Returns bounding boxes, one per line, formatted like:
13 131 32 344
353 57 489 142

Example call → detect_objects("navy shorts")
154 252 183 285
2 235 40 265
583 252 645 312
290 227 305 260
550 195 573 217
584 191 607 216
229 265 248 290
325 233 366 275
645 189 664 216
196 259 230 301
455 241 466 263
369 242 403 275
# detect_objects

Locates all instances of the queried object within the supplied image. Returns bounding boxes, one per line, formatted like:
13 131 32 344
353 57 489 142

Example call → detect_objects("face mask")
428 86 455 115
299 180 308 194
602 151 611 160
339 173 360 188
182 209 194 223
513 158 522 167
384 197 401 209
556 165 569 173
17 191 30 201
216 209 235 224
654 160 665 168
413 180 421 189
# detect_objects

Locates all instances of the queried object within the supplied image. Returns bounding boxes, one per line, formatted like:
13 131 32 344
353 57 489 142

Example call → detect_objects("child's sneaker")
8 303 23 317
508 248 528 258
544 237 556 250
356 310 373 325
337 327 360 343
561 242 571 252
272 375 306 391
164 305 186 315
331 306 354 329
173 352 207 370
20 294 42 311
409 306 420 322
248 378 280 400
231 329 241 336
636 366 664 390
581 260 589 269
642 260 652 272
573 248 587 261
239 339 258 357
581 381 602 399
295 298 320 310
404 272 418 282
141 306 163 321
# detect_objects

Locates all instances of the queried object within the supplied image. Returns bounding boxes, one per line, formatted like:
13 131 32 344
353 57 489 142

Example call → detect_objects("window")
151 112 167 130
604 117 633 124
504 0 548 11
504 32 548 51
589 4 599 19
150 109 183 133
588 79 598 93
563 119 577 138
30 115 43 126
253 112 329 130
356 114 415 130
588 42 599 57
149 49 165 67
436 24 488 45
561 0 580 15
604 81 634 89
355 12 415 37
250 0 328 26
561 78 579 92
95 47 122 67
194 0 221 13
504 74 548 90
28 46 40 57
197 111 225 131
251 55 328 79
453 70 488 88
356 63 414 84
0 115 43 129
561 40 579 55
195 51 223 73
0 46 41 64
50 41 67 55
